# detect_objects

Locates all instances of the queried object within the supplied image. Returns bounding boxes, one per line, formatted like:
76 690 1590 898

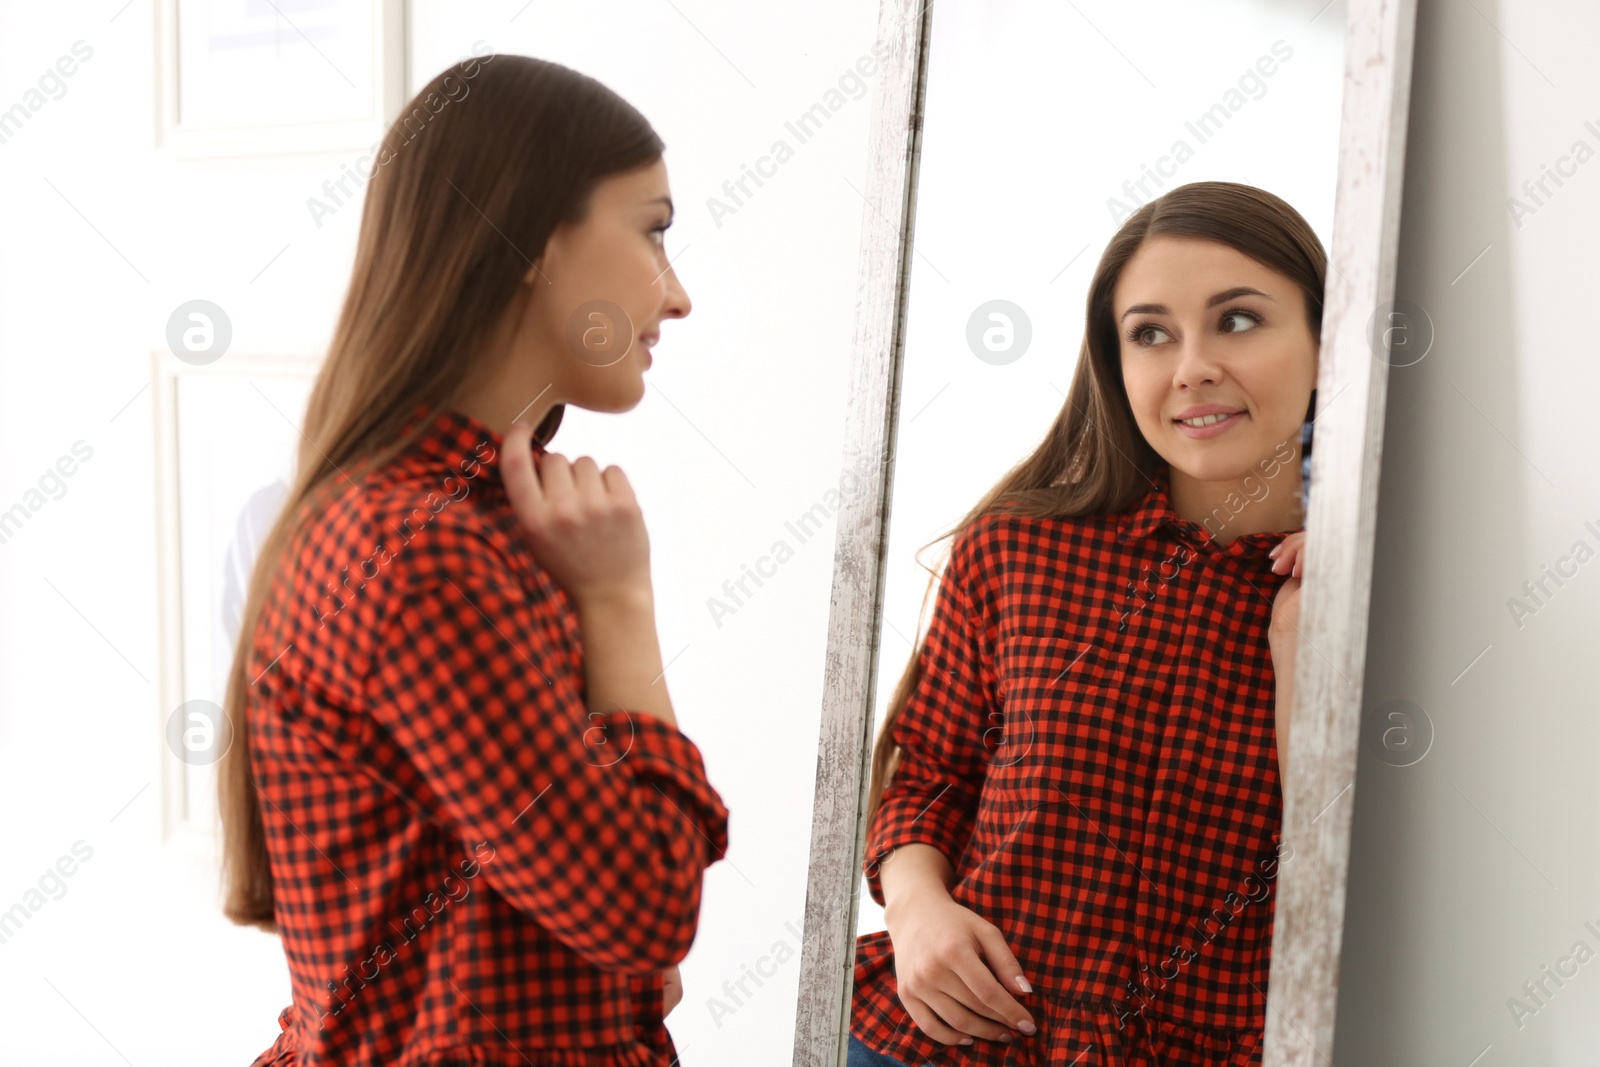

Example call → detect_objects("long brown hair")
218 55 666 929
863 181 1326 831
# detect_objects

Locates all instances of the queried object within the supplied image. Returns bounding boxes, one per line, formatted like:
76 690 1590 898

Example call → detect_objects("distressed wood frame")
790 0 1420 1063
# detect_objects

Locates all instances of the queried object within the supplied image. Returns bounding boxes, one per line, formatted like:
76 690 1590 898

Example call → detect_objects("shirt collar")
1115 468 1176 546
397 403 548 475
1115 462 1297 558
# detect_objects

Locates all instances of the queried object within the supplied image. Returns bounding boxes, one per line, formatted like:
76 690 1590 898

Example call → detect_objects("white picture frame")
153 0 408 159
151 349 321 844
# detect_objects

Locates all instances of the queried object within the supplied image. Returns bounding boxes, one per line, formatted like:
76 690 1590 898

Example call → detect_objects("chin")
575 375 646 414
613 380 648 412
1179 450 1268 484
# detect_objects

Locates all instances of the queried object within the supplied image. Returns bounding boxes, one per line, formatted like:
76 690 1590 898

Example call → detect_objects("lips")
1173 403 1245 421
1172 409 1246 439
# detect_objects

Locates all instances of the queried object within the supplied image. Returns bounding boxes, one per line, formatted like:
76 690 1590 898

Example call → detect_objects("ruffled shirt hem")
853 993 1264 1067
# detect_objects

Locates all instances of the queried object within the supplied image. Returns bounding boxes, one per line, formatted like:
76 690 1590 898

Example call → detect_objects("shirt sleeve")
864 523 996 907
366 536 729 975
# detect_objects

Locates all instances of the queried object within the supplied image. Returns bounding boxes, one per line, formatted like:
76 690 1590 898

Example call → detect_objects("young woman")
848 181 1317 1066
217 55 728 1066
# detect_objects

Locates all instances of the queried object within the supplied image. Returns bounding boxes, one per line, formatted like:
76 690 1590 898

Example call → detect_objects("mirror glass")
849 0 1347 1059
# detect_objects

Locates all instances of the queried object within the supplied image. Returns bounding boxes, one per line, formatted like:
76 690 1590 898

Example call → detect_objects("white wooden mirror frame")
792 0 1420 1063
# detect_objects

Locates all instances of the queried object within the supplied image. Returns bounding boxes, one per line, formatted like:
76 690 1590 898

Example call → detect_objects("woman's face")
1114 235 1317 484
519 157 691 412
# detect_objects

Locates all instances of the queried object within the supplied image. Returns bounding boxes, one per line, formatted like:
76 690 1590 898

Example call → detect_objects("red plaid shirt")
852 464 1296 1066
245 405 729 1067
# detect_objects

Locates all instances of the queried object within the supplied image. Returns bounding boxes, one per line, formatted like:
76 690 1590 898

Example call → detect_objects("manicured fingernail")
1017 1020 1037 1035
959 1037 973 1046
999 1032 1012 1042
1015 975 1033 994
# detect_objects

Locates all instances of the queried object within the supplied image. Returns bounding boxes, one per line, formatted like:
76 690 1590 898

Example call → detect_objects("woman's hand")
1267 530 1305 653
1267 531 1303 775
662 965 683 1017
499 420 652 606
884 886 1036 1046
1268 530 1306 578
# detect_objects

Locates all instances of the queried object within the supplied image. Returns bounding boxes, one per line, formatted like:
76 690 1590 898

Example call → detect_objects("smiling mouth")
1174 411 1244 428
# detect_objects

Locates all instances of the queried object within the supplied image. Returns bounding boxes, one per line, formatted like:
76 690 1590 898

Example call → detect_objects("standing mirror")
795 0 1418 1064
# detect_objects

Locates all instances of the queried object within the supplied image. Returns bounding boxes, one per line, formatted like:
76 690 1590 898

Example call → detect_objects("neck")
455 311 563 437
1166 454 1305 545
454 385 560 440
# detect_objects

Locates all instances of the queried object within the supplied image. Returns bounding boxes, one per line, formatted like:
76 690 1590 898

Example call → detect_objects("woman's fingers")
601 462 638 510
899 991 974 1047
899 921 1035 1045
966 922 1035 1032
568 454 604 500
536 449 577 512
1269 530 1308 575
499 421 545 529
496 422 652 603
499 424 580 549
922 985 1016 1042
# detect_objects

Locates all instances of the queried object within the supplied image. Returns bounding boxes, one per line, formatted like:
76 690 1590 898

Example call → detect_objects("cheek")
1120 362 1161 421
559 232 638 298
597 240 667 310
1250 380 1302 434
546 247 653 336
1270 371 1302 404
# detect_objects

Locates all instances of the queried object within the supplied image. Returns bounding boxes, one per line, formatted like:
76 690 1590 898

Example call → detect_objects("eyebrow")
1119 286 1275 321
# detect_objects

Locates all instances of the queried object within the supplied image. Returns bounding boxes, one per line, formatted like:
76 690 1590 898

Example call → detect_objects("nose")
1172 331 1223 390
659 262 691 321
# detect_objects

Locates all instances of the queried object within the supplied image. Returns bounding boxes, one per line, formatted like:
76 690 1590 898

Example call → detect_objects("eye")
1220 308 1262 333
1125 321 1171 347
649 221 671 248
1126 308 1260 347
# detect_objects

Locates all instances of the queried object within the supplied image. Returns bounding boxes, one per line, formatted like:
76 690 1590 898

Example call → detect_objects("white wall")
0 2 877 1062
1331 0 1600 1062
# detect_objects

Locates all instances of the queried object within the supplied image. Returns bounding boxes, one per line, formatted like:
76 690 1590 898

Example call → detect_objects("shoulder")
950 505 1121 604
363 466 522 593
942 510 1023 610
276 457 521 615
249 452 529 695
952 506 1105 574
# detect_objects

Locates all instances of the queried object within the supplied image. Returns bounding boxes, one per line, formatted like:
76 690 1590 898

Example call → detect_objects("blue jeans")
846 1033 921 1067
